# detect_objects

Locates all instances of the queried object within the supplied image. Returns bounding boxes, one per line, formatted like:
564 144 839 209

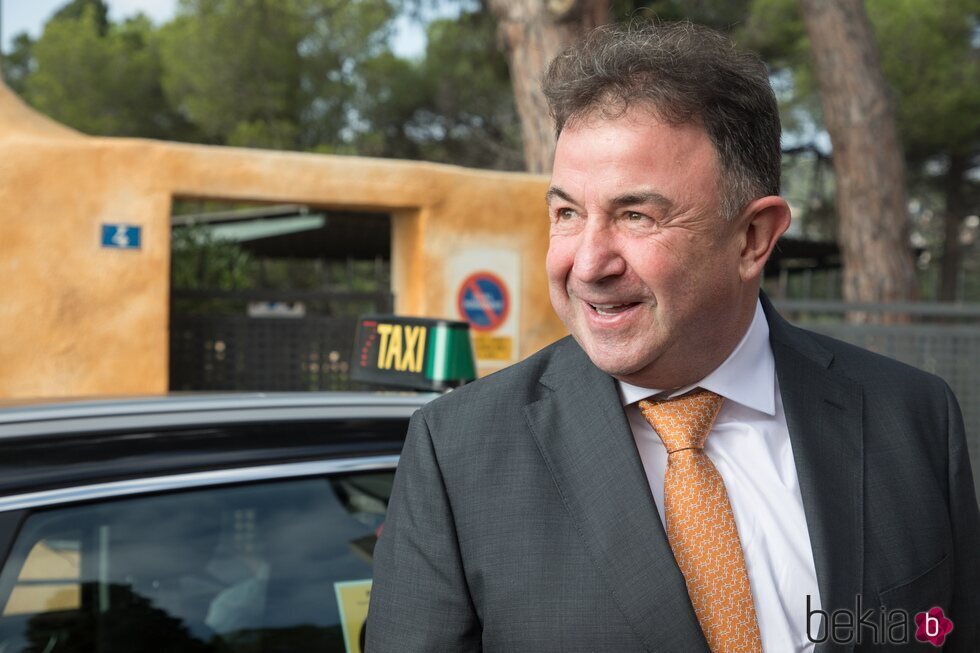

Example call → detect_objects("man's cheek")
547 283 570 321
545 246 573 287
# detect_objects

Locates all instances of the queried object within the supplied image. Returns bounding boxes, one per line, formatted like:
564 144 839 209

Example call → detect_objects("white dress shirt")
618 300 822 653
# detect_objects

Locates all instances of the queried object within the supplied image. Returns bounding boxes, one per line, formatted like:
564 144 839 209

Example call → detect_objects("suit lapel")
763 296 864 653
524 338 709 652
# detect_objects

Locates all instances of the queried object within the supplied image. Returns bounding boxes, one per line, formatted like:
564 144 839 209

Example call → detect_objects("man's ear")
736 196 791 282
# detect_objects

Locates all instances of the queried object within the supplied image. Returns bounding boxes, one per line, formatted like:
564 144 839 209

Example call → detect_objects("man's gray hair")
543 21 781 221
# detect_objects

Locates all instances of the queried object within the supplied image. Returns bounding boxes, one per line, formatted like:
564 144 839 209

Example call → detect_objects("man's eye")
556 208 578 220
625 211 648 221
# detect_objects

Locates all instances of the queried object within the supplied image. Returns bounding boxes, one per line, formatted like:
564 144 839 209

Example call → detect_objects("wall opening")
168 198 392 391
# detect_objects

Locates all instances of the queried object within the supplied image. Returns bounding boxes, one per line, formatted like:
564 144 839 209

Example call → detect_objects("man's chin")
577 341 651 379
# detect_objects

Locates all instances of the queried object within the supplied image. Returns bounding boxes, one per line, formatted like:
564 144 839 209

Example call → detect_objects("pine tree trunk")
939 152 967 302
800 0 916 313
487 0 610 173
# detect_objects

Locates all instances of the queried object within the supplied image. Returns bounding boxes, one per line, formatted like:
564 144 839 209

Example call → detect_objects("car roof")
0 392 436 500
0 391 436 438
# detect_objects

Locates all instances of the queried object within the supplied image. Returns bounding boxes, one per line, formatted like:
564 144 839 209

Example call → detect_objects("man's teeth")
590 303 633 315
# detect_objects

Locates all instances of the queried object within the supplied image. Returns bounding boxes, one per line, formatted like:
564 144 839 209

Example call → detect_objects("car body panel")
0 391 433 653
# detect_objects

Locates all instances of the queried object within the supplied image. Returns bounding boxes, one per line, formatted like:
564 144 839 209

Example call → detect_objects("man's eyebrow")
545 186 576 205
545 187 673 212
610 190 672 211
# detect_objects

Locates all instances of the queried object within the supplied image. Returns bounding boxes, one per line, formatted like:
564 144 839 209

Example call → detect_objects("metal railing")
169 289 393 392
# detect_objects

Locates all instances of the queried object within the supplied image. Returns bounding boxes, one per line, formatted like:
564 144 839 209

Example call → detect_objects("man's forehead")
552 110 720 180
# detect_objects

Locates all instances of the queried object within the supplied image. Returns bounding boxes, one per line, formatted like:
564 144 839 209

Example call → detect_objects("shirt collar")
617 299 776 416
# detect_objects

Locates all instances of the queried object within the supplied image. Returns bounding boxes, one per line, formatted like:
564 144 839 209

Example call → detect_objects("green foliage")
738 0 807 63
352 9 522 168
52 0 110 35
171 218 390 317
738 0 979 166
21 6 195 139
867 0 980 162
1 34 35 96
170 223 258 315
156 0 402 151
294 0 399 150
5 0 520 169
171 224 258 290
738 0 823 134
613 0 753 29
413 11 522 168
157 0 306 148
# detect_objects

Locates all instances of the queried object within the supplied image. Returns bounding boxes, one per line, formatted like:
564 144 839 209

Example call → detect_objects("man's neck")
617 297 776 419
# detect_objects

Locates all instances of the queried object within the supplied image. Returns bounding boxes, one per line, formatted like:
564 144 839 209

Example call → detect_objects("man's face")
546 109 748 388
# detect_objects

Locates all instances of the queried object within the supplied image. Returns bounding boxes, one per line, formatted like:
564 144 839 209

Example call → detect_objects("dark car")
0 391 435 653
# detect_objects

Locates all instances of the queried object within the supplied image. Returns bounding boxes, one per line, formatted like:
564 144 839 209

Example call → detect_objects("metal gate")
169 289 393 391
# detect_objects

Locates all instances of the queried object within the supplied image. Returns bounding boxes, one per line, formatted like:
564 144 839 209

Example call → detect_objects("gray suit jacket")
367 297 980 652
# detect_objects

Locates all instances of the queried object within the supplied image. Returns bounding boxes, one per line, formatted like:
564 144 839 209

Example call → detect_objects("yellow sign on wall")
473 334 513 361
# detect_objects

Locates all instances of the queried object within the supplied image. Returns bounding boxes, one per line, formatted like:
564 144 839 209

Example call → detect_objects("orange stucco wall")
0 79 566 398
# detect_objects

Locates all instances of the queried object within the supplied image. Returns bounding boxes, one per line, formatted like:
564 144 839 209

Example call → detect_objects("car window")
0 471 393 653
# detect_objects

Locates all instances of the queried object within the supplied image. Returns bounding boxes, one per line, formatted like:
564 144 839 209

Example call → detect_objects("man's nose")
572 222 626 283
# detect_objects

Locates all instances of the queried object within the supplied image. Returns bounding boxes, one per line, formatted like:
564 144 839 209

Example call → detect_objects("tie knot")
638 388 724 453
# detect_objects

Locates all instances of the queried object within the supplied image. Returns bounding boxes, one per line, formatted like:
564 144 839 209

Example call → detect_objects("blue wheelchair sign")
101 224 142 250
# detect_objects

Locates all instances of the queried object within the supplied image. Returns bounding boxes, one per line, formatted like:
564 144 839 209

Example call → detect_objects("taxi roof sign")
351 315 476 391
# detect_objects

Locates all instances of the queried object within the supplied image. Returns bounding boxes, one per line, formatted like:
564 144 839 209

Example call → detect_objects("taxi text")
376 324 427 373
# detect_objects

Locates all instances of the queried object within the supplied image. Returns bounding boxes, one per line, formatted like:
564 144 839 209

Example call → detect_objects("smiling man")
368 22 979 653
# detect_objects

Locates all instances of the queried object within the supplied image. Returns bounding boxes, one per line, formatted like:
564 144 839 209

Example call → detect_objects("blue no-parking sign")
457 272 510 332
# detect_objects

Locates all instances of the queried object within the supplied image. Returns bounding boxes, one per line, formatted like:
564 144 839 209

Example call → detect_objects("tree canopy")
3 0 522 169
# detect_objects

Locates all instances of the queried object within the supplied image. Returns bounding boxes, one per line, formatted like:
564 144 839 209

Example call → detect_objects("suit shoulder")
420 337 568 421
789 323 949 395
409 338 572 463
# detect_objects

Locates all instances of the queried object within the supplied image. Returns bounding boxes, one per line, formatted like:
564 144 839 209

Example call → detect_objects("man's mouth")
588 302 639 316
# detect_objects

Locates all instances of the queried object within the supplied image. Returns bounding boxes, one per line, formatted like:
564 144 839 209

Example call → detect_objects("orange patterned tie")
638 388 762 653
